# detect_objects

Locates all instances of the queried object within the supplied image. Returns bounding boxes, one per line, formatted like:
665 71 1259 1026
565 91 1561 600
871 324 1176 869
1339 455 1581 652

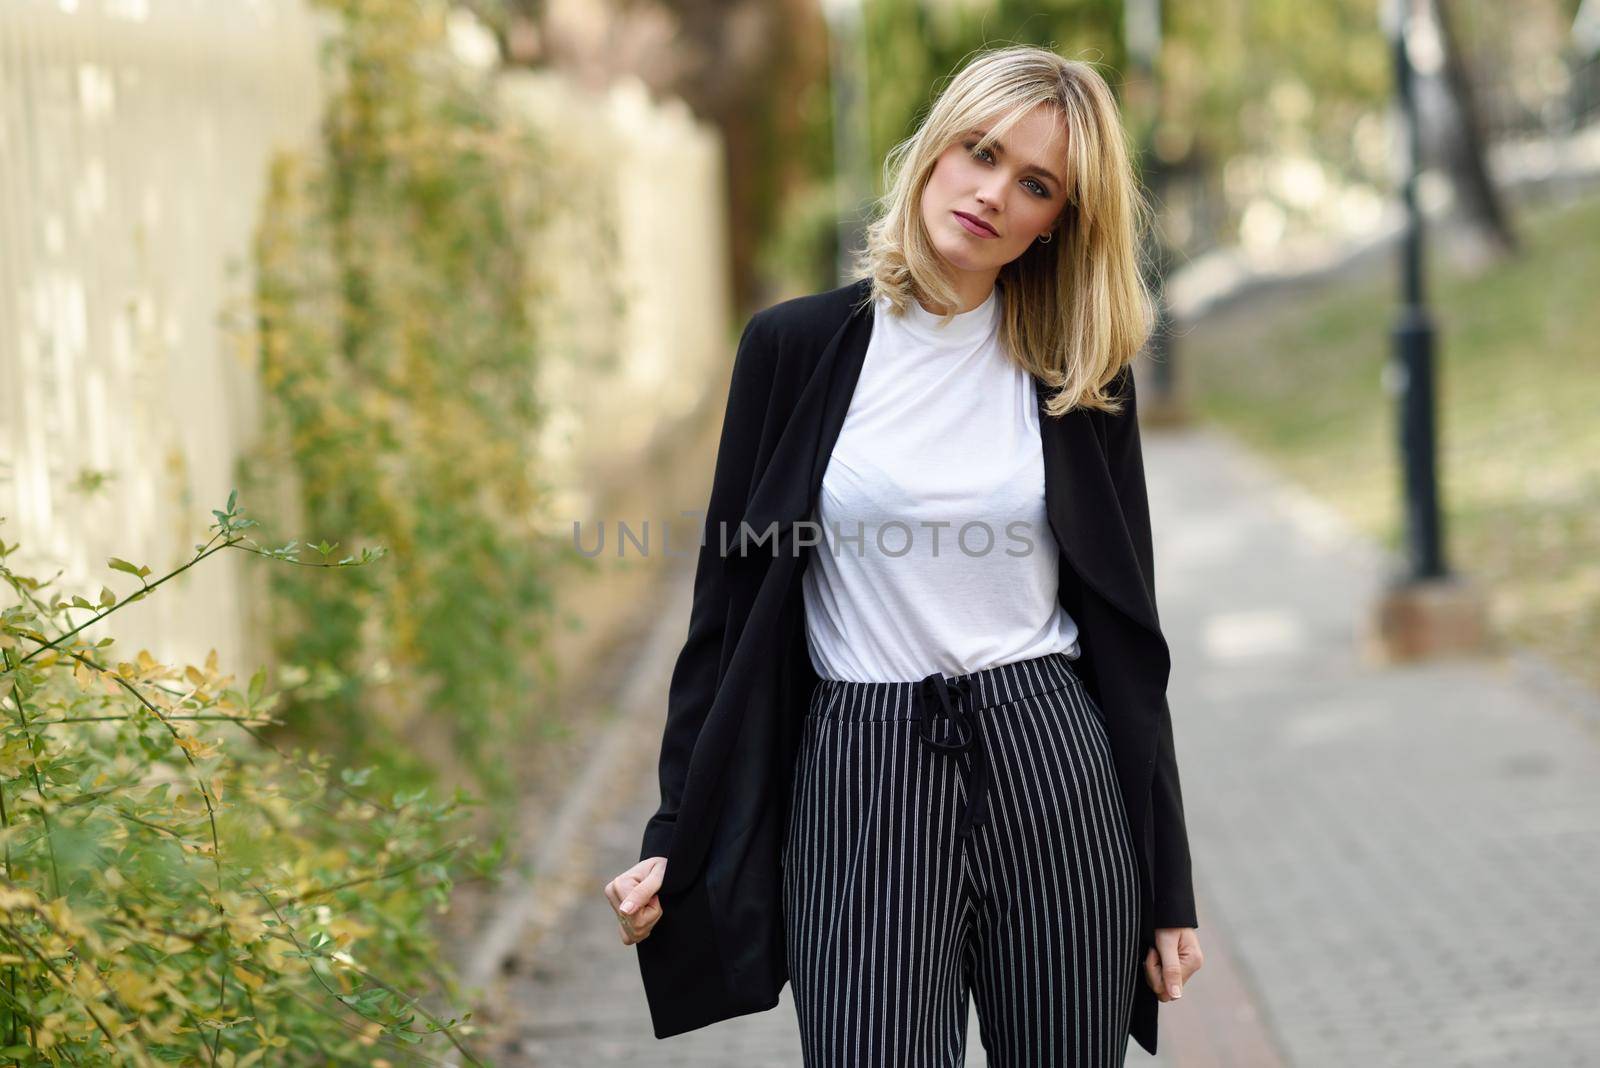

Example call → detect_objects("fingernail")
621 901 634 914
1168 985 1182 999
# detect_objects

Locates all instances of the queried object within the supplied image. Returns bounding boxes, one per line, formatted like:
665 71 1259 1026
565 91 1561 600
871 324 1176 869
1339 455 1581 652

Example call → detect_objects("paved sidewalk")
494 422 1600 1066
1143 425 1600 1067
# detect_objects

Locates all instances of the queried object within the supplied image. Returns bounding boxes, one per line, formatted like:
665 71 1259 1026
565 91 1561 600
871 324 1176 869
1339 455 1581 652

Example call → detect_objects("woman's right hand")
605 856 667 945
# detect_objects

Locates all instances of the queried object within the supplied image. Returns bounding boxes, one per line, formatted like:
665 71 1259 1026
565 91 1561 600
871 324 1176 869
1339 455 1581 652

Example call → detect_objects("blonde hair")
851 44 1156 417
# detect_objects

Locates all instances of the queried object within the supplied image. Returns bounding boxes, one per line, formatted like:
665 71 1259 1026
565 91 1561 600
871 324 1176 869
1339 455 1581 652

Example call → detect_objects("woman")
604 44 1203 1064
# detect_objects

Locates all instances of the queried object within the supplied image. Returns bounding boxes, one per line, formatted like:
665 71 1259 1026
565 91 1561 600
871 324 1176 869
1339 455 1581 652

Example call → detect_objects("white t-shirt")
802 285 1082 683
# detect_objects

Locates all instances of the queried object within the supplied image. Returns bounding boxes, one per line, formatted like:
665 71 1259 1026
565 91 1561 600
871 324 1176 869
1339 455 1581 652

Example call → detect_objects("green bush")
0 496 488 1065
240 0 568 805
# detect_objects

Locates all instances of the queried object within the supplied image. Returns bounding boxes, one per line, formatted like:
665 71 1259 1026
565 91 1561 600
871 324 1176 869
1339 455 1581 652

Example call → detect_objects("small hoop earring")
1037 231 1054 244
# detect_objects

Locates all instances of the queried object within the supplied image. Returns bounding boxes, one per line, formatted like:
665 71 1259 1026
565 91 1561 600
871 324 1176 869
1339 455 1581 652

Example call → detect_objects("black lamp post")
1389 0 1449 582
1367 0 1487 663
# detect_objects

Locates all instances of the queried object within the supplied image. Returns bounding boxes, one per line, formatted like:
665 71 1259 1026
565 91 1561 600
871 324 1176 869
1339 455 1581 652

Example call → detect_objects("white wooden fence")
0 0 326 672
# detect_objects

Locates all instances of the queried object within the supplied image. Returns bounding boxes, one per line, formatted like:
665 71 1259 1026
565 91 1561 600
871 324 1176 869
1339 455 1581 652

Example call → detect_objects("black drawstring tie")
912 672 990 843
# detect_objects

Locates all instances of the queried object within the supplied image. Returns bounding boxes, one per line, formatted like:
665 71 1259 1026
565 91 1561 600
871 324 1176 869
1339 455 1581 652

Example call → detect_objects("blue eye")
964 142 1051 199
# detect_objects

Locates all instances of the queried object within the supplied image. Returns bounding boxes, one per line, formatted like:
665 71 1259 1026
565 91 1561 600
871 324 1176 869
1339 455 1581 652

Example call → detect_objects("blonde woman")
605 44 1203 1064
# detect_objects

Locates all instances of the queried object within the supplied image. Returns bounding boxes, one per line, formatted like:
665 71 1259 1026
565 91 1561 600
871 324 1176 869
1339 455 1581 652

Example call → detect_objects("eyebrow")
969 128 1063 188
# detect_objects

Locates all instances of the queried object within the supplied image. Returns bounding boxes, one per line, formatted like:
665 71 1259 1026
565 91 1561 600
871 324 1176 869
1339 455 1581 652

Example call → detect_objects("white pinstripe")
781 651 1141 1067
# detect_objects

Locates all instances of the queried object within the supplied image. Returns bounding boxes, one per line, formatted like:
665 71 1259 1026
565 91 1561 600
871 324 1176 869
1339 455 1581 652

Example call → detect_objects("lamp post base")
1363 573 1493 664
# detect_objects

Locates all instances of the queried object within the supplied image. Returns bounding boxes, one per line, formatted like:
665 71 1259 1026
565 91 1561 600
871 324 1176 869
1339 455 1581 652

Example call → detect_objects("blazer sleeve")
1104 364 1200 930
639 311 776 863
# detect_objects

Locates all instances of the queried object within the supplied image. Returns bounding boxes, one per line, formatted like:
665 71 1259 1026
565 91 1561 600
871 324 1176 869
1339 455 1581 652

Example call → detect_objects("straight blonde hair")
851 44 1156 417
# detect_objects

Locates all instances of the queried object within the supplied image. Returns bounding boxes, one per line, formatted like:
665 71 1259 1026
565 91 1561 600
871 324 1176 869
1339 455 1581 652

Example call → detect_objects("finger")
624 899 659 935
638 858 665 892
1143 947 1167 1000
621 908 656 945
621 861 665 915
1158 938 1184 1000
605 867 644 902
1181 931 1205 980
617 906 645 945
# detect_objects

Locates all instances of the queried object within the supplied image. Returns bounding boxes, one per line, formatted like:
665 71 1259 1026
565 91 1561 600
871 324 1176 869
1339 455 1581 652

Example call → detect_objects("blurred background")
1 0 1596 1065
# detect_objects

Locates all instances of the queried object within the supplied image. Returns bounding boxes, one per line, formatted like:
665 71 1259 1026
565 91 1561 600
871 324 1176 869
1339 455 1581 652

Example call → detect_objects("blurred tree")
643 0 834 309
458 0 833 313
1430 0 1519 262
860 0 1125 175
456 0 547 63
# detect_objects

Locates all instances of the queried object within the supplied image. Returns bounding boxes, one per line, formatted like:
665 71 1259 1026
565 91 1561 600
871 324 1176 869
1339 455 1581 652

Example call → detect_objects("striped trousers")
781 650 1142 1067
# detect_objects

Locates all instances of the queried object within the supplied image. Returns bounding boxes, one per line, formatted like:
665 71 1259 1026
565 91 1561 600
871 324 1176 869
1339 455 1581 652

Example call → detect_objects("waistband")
808 649 1082 721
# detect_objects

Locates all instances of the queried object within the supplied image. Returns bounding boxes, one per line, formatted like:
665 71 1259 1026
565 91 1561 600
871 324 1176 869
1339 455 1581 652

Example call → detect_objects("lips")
953 210 999 238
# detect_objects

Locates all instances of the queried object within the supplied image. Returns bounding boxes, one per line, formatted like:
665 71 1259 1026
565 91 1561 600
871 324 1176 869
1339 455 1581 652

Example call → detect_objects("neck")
916 271 1000 317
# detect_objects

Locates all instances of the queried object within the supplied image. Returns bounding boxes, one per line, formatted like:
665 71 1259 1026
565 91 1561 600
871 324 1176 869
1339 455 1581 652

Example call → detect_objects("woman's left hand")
1144 927 1203 1002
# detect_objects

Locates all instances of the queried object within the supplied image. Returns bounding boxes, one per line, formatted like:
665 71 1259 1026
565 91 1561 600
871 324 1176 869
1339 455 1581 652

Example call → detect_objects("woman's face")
919 104 1071 280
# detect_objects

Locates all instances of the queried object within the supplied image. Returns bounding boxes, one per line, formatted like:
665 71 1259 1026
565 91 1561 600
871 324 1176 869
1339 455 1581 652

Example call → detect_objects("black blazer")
636 277 1197 1056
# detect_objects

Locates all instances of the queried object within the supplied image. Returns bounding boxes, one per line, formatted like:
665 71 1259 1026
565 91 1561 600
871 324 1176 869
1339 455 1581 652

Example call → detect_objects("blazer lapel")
1034 375 1165 640
809 288 875 513
737 280 874 558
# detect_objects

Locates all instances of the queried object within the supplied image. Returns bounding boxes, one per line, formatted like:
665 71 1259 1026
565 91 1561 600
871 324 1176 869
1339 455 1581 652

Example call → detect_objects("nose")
974 181 1006 217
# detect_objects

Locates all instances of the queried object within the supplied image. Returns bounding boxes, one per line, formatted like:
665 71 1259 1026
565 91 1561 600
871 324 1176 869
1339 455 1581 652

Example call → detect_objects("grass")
1178 192 1600 690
